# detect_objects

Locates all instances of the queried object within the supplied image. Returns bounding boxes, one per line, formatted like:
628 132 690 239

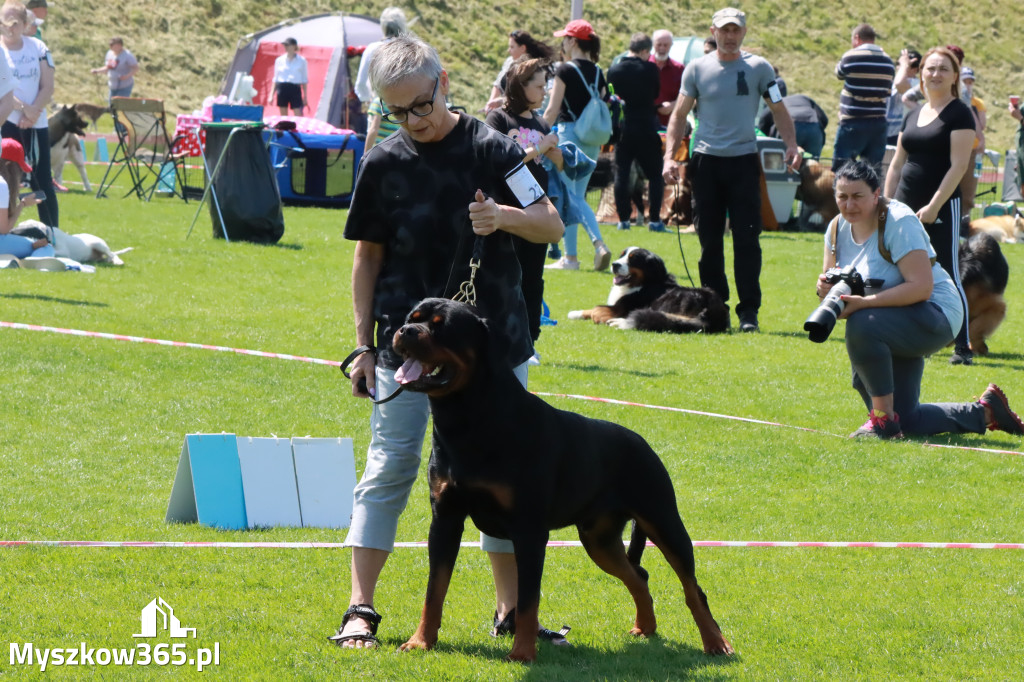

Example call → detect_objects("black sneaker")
738 312 759 333
979 384 1024 435
849 411 904 439
950 345 973 365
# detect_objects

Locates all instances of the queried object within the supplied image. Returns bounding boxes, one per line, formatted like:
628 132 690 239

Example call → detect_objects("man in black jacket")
607 33 667 232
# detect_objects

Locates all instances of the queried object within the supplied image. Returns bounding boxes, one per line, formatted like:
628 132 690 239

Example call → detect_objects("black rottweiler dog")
392 297 732 663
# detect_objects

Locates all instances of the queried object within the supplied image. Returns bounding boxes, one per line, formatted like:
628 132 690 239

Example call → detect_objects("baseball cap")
282 37 298 47
553 19 596 40
960 66 975 80
26 0 48 8
712 7 746 28
1 138 32 173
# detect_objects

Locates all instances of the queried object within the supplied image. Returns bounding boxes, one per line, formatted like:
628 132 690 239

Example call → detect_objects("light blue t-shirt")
824 199 963 335
682 50 776 156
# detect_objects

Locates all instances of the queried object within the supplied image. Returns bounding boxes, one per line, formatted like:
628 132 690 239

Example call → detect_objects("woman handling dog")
0 0 56 228
884 47 974 365
819 161 1022 440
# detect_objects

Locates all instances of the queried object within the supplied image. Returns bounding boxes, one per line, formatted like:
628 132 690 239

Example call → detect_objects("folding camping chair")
95 97 188 202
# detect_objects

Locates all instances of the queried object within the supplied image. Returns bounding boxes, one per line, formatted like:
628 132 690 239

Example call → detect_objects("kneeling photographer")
809 161 1023 439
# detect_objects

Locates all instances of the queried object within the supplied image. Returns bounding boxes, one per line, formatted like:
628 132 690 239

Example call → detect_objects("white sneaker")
544 257 580 270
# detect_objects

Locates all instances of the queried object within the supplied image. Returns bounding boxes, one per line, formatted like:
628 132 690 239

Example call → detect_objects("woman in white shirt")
1 2 56 227
273 37 307 116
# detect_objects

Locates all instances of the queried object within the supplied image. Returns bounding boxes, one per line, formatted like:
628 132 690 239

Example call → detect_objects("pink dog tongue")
395 358 424 384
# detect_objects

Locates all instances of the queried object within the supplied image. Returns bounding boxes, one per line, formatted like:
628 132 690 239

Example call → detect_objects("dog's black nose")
398 324 421 340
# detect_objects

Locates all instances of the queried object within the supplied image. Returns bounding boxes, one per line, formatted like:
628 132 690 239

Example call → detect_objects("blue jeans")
344 360 530 553
0 233 55 258
794 121 825 158
109 84 133 104
557 121 603 257
845 302 983 436
831 117 887 172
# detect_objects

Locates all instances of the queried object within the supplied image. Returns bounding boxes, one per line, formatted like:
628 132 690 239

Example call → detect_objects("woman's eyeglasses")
380 77 440 124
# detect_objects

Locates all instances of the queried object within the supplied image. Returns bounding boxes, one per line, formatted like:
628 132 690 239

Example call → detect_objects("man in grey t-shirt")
662 7 799 332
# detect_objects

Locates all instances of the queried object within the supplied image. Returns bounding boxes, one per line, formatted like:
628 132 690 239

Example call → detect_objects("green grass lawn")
1 174 1022 679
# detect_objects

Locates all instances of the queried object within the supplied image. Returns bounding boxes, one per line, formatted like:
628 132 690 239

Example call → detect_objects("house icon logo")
133 597 197 638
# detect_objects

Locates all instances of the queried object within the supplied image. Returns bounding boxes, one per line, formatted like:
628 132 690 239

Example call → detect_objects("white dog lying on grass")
11 220 133 265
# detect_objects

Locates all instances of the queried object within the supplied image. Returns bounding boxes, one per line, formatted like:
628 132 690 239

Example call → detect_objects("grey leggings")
845 303 985 436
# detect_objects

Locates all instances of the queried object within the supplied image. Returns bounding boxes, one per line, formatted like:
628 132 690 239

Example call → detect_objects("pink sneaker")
979 384 1024 435
849 411 903 439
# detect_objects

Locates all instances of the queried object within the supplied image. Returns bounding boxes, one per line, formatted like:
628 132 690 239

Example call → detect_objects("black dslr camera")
804 265 868 343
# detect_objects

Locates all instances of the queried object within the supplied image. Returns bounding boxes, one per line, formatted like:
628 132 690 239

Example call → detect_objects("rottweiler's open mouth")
395 357 454 387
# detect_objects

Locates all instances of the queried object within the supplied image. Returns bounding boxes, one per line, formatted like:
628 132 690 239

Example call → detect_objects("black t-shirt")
606 56 660 131
895 98 975 210
484 108 551 187
556 59 607 124
344 113 541 369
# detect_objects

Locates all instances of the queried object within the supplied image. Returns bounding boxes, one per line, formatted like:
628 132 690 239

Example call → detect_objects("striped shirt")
835 43 895 121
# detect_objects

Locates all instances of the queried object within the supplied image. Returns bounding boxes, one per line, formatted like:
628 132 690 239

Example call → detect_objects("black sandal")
491 608 571 646
328 604 383 648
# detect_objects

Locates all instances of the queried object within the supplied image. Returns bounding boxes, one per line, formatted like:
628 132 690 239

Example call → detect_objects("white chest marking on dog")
607 285 640 306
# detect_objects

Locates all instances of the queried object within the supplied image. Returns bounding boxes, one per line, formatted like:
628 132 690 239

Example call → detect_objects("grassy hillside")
45 0 1024 150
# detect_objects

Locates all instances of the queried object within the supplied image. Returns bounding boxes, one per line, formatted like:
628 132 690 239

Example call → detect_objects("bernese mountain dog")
568 247 730 333
959 232 1009 355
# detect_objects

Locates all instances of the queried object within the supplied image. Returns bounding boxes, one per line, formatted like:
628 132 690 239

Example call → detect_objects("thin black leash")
672 183 696 287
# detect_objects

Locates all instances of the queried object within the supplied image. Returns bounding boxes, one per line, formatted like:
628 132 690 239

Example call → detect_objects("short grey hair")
379 7 409 39
369 36 443 95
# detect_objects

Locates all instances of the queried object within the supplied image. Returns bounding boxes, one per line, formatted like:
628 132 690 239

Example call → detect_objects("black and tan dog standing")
392 297 732 663
959 231 1009 355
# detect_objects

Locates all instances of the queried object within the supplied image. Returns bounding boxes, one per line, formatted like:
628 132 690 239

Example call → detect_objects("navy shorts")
275 82 303 110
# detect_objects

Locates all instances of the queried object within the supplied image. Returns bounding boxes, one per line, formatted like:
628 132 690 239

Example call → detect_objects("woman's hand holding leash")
469 189 501 235
350 351 377 399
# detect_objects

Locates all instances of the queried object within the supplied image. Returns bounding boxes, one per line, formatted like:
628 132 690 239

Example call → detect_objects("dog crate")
757 137 800 225
264 130 364 208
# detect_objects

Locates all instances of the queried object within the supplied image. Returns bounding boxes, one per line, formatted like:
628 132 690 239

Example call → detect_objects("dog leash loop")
339 345 404 405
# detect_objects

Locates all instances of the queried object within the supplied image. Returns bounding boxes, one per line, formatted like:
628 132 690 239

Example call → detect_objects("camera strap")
829 198 935 266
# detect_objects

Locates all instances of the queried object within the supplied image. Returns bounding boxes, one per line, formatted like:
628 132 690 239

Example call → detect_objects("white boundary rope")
2 321 1019 457
2 540 1022 550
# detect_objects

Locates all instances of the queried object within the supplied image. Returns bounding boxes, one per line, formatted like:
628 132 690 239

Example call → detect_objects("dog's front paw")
398 636 433 652
608 318 636 330
567 310 584 320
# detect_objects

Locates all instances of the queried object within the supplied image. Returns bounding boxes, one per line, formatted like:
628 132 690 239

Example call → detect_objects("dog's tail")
626 520 649 581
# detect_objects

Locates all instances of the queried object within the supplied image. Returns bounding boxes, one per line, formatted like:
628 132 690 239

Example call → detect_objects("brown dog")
969 214 1024 244
73 102 109 129
795 159 838 230
959 232 1009 355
